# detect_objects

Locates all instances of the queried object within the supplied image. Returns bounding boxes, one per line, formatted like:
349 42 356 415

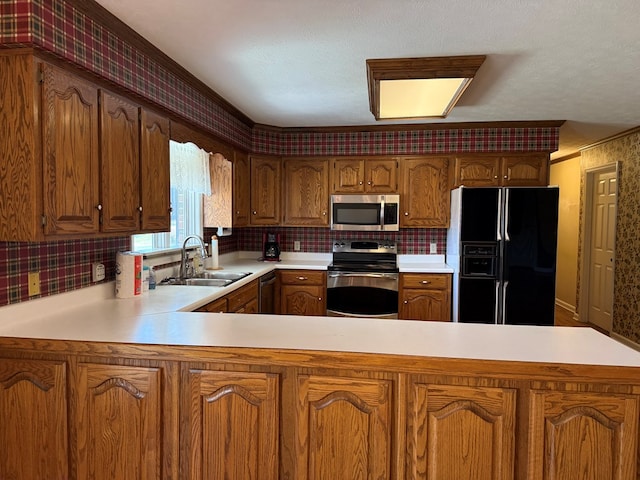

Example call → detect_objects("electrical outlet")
429 243 438 254
92 263 106 282
294 240 301 251
28 272 40 297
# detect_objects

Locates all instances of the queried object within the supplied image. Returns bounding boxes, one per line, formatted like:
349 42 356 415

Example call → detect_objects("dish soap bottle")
193 251 204 275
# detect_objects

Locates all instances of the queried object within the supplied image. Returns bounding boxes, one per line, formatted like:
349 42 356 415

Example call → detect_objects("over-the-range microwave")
330 194 400 231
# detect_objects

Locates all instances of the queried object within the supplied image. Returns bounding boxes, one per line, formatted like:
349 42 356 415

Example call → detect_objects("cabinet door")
75 363 163 480
400 157 450 227
366 159 397 193
204 153 233 228
408 383 516 480
295 375 393 479
195 296 228 313
100 90 140 232
283 158 329 226
400 289 450 321
42 64 100 235
332 158 365 193
280 285 325 316
140 109 171 232
233 150 251 227
0 359 68 479
501 155 548 186
529 389 639 480
454 156 501 187
185 369 279 480
250 155 281 225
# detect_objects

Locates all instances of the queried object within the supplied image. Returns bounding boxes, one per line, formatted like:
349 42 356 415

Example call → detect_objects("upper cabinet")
453 154 549 188
283 158 329 226
0 52 170 241
400 157 450 228
233 150 251 227
203 152 233 229
250 155 281 225
332 157 397 193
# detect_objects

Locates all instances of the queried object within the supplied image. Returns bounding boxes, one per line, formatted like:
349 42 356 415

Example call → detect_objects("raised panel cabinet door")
204 153 233 228
528 389 639 480
366 159 398 193
250 155 281 225
408 383 516 480
454 157 501 187
280 285 325 316
501 155 548 186
233 150 251 227
42 63 100 235
283 158 329 226
400 157 450 227
295 375 393 479
140 109 171 232
332 158 365 193
100 90 140 232
75 363 163 480
185 369 279 480
0 359 68 479
400 289 450 321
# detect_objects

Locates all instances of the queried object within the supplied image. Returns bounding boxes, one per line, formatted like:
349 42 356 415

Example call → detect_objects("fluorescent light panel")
378 78 470 119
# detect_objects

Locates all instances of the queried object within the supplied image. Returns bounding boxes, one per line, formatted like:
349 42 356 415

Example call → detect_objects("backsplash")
0 237 130 306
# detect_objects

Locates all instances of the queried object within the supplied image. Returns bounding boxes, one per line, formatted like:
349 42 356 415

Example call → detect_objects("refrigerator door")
459 278 500 323
460 188 501 242
502 187 559 325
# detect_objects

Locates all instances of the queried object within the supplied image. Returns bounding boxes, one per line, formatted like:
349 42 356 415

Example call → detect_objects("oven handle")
328 272 397 279
326 309 398 320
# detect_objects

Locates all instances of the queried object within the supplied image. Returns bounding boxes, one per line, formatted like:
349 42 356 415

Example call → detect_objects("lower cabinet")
279 270 326 315
183 368 279 479
193 279 259 313
399 273 452 321
0 359 69 479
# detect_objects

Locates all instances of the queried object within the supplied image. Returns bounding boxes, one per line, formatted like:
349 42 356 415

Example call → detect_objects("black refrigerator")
447 186 559 325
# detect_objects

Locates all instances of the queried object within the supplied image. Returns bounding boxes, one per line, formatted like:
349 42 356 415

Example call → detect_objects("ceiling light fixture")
366 55 486 120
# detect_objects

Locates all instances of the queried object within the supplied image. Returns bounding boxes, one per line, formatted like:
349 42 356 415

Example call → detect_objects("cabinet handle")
494 175 498 179
404 300 408 304
420 280 430 285
297 276 308 281
318 297 322 301
504 175 508 179
96 204 102 211
404 212 409 216
138 206 143 212
359 181 363 185
252 211 257 215
322 211 326 216
368 181 372 185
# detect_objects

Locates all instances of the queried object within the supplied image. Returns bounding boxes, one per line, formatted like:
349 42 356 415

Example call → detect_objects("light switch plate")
92 263 106 282
429 243 437 254
28 272 40 297
294 240 301 251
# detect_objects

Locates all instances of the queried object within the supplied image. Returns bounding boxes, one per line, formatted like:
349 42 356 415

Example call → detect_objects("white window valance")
169 140 211 195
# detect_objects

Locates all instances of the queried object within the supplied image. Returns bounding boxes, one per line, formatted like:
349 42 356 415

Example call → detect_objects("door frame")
578 162 619 327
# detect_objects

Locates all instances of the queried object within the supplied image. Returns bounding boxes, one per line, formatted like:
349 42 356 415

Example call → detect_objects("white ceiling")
95 0 640 159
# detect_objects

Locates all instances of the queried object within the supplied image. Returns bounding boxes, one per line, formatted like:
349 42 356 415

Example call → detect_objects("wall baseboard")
555 299 577 314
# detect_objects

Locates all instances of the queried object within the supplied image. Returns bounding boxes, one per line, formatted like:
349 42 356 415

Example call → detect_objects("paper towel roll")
206 236 219 269
115 252 143 298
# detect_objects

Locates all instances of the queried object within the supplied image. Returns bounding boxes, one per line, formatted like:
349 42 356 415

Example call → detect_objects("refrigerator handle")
501 280 509 325
494 280 500 324
504 189 511 242
496 189 502 241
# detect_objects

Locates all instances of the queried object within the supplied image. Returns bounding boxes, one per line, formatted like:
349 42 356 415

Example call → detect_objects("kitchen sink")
159 271 251 287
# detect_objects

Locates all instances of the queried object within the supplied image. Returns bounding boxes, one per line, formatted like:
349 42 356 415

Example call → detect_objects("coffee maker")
263 232 281 261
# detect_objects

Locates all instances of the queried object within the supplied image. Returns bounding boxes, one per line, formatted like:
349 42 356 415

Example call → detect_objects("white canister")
115 252 143 298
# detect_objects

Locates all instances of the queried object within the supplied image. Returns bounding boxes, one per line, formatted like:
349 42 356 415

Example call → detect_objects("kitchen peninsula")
0 260 639 479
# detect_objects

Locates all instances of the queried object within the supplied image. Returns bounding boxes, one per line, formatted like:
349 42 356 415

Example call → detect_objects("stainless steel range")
326 239 399 319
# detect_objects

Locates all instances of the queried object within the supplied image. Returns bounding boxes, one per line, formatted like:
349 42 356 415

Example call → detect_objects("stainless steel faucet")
180 235 208 279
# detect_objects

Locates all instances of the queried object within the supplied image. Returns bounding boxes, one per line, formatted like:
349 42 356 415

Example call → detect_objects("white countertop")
0 253 638 368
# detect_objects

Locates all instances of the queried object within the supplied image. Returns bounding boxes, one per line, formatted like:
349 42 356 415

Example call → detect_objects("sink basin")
159 271 251 288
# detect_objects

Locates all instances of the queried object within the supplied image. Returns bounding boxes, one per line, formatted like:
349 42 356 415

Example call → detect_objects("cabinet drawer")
227 280 258 312
279 270 326 285
401 273 451 290
195 296 228 313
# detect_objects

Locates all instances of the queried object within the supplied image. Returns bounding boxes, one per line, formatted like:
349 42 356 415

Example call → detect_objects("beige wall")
550 157 580 312
579 130 640 344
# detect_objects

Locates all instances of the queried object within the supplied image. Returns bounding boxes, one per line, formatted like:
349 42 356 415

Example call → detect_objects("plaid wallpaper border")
0 236 130 306
252 126 560 156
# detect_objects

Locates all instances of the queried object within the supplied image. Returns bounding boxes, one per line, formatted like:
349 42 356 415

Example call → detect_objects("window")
132 141 210 253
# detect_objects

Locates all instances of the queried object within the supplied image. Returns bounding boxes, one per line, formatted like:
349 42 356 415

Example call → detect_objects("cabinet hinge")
40 215 47 227
38 70 44 84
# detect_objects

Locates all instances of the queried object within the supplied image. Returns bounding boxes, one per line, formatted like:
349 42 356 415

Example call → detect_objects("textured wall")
550 157 580 312
579 131 640 344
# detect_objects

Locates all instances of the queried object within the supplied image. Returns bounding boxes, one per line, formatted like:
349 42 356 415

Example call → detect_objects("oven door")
326 271 399 319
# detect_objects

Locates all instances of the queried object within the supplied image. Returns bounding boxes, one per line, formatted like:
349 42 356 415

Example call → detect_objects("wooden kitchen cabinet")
227 279 259 313
194 296 228 313
183 369 280 479
332 157 398 193
294 374 393 479
74 362 168 479
0 358 69 479
283 158 329 226
400 157 450 228
233 150 251 227
278 270 326 316
529 385 640 479
250 155 281 225
453 154 549 187
408 381 517 480
399 273 452 321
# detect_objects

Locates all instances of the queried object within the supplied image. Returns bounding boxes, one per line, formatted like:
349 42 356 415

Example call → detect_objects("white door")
587 169 616 332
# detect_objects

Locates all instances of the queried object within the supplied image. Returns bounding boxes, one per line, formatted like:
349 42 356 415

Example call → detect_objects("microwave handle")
380 197 385 229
